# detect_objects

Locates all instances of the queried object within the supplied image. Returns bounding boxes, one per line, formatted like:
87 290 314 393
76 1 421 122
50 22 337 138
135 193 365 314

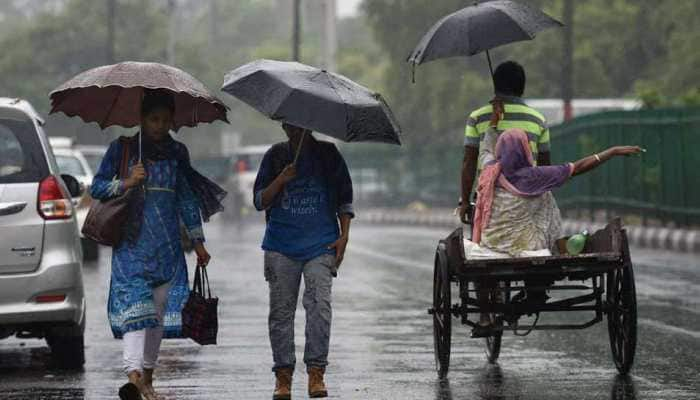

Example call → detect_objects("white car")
50 144 99 261
233 145 269 210
52 147 93 190
74 144 107 177
0 98 86 369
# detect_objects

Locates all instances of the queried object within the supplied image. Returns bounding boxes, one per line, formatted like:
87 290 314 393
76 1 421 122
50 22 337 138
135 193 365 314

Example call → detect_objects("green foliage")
0 0 168 112
1 0 699 206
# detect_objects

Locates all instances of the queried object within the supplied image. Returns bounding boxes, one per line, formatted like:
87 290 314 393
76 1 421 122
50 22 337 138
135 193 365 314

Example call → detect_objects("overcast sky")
337 0 361 18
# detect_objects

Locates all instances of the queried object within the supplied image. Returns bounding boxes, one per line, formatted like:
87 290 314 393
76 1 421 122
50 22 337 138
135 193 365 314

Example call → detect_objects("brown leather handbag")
81 138 133 247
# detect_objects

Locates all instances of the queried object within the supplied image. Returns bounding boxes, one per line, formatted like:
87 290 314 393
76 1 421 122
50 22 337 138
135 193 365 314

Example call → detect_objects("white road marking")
638 318 700 340
348 243 430 270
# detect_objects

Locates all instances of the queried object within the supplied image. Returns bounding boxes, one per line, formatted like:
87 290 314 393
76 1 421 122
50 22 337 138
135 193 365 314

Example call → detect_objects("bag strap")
200 265 213 299
118 137 131 179
191 264 213 298
192 264 203 295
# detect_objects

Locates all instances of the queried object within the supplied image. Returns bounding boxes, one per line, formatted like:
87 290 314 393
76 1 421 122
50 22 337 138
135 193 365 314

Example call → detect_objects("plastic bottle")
566 230 588 255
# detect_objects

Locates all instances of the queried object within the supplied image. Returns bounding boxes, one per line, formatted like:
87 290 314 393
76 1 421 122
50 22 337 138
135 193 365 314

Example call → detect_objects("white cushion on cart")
463 238 551 260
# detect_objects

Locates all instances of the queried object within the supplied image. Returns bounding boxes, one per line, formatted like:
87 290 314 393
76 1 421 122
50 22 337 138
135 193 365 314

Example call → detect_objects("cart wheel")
433 242 452 379
607 233 637 374
485 333 502 363
485 281 507 363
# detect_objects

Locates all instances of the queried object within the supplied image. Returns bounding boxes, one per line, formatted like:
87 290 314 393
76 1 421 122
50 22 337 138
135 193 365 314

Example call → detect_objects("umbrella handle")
139 89 143 164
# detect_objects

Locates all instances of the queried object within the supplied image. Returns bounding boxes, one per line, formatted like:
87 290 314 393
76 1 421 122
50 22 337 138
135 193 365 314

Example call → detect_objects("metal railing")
551 107 700 227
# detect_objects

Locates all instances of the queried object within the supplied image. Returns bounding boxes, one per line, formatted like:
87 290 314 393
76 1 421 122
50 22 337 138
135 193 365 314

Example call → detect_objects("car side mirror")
60 174 83 198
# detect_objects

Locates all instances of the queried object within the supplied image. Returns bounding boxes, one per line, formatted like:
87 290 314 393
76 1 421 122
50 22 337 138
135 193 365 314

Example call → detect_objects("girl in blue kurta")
90 89 225 400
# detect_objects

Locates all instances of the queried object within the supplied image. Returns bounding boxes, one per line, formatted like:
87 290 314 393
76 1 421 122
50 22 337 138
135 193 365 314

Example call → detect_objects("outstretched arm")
571 146 642 176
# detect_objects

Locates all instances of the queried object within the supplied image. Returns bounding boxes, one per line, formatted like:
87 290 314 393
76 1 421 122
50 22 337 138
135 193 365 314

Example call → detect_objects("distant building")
525 99 642 126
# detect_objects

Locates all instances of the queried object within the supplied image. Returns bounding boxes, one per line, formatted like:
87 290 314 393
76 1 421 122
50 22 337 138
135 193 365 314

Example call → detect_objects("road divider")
359 209 700 253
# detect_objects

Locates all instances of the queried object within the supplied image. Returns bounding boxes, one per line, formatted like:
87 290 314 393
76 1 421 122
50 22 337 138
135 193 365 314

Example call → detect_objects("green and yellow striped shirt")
464 97 549 167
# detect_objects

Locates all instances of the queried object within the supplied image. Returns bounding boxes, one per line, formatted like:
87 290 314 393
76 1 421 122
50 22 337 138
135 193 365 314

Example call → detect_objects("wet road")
1 220 698 399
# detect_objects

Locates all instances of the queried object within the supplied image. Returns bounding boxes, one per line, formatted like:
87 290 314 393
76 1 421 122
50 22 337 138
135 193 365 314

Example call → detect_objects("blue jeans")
264 251 335 372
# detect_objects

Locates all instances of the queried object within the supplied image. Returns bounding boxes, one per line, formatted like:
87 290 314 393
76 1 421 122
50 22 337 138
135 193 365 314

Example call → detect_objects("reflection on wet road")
1 221 698 399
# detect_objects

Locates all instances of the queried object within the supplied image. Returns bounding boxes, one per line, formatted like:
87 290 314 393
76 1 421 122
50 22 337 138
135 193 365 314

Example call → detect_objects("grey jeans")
264 251 335 372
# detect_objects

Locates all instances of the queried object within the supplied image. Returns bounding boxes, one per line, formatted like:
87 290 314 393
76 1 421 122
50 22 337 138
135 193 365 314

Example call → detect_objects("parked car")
232 145 269 211
0 97 86 369
74 144 107 177
50 140 99 261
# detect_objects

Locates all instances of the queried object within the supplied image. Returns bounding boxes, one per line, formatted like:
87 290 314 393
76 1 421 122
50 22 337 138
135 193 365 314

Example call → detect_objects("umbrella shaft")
293 131 306 165
486 50 494 77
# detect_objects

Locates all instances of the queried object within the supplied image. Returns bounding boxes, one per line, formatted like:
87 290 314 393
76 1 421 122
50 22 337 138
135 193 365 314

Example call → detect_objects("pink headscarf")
472 129 574 244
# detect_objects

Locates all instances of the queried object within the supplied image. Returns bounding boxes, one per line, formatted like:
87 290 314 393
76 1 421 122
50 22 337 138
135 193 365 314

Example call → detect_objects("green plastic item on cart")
566 230 589 255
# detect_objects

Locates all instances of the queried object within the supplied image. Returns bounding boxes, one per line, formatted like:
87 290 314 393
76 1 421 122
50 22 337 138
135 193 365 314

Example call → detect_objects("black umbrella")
407 0 563 81
221 59 401 146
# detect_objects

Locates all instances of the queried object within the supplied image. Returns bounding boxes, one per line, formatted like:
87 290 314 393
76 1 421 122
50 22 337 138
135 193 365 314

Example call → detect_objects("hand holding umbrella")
123 162 147 189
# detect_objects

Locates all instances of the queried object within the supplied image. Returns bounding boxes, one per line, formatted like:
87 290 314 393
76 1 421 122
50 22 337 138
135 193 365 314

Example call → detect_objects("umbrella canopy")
221 59 401 145
50 61 229 130
407 0 563 68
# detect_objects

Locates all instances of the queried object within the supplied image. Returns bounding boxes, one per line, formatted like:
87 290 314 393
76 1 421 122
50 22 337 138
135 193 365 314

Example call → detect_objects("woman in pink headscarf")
470 100 641 334
472 100 641 255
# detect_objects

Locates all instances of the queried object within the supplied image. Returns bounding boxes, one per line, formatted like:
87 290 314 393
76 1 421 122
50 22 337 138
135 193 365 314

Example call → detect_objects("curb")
360 209 700 253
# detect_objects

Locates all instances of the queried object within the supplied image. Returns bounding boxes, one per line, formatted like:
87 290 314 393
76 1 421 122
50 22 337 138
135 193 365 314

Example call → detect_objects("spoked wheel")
432 242 452 379
607 233 637 374
485 331 502 363
485 281 507 363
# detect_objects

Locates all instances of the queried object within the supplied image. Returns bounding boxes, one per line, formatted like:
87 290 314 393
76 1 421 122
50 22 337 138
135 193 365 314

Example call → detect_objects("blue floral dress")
91 138 204 339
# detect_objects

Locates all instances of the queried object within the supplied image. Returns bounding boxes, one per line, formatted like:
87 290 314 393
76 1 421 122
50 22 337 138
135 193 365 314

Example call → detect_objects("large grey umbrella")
407 0 563 80
221 59 401 146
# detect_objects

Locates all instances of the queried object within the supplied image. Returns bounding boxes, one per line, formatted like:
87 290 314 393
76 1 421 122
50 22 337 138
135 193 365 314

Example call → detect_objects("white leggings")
123 283 170 374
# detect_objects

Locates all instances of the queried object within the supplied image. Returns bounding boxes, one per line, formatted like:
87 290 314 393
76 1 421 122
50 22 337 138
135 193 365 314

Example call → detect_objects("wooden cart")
429 218 637 378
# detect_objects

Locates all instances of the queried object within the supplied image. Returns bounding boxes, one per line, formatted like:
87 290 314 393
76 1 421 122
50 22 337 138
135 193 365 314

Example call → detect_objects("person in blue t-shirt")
253 123 354 399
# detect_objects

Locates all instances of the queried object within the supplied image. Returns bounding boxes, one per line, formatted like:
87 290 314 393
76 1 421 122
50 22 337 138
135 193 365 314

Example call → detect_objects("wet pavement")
1 220 698 399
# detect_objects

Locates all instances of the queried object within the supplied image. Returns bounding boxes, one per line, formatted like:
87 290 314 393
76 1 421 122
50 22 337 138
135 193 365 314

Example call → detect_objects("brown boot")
308 367 328 398
273 368 293 400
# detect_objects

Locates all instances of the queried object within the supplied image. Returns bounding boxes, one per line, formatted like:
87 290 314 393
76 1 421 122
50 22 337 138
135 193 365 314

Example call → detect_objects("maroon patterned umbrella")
49 61 229 130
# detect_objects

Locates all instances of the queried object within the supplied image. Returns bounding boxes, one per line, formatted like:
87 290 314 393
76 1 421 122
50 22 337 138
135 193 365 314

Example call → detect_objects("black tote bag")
181 265 218 345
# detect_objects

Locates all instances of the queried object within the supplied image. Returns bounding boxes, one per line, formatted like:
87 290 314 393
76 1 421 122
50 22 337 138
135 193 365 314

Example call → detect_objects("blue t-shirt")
260 149 339 261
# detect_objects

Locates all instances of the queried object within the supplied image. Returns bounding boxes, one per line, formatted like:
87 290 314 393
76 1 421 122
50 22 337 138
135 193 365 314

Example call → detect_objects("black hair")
493 61 526 97
141 88 175 116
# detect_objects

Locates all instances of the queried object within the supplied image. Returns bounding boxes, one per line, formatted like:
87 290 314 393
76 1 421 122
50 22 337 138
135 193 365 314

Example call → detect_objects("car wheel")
47 317 85 370
47 333 85 370
81 238 99 262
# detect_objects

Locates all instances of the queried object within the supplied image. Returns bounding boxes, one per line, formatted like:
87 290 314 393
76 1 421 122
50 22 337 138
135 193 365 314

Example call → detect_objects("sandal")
119 383 143 400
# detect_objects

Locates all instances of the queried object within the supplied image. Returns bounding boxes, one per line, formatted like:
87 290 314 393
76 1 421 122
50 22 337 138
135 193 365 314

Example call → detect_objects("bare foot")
141 369 158 400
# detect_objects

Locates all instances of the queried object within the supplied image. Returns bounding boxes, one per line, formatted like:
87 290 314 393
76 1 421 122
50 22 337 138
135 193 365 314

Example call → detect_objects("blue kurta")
91 137 204 339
